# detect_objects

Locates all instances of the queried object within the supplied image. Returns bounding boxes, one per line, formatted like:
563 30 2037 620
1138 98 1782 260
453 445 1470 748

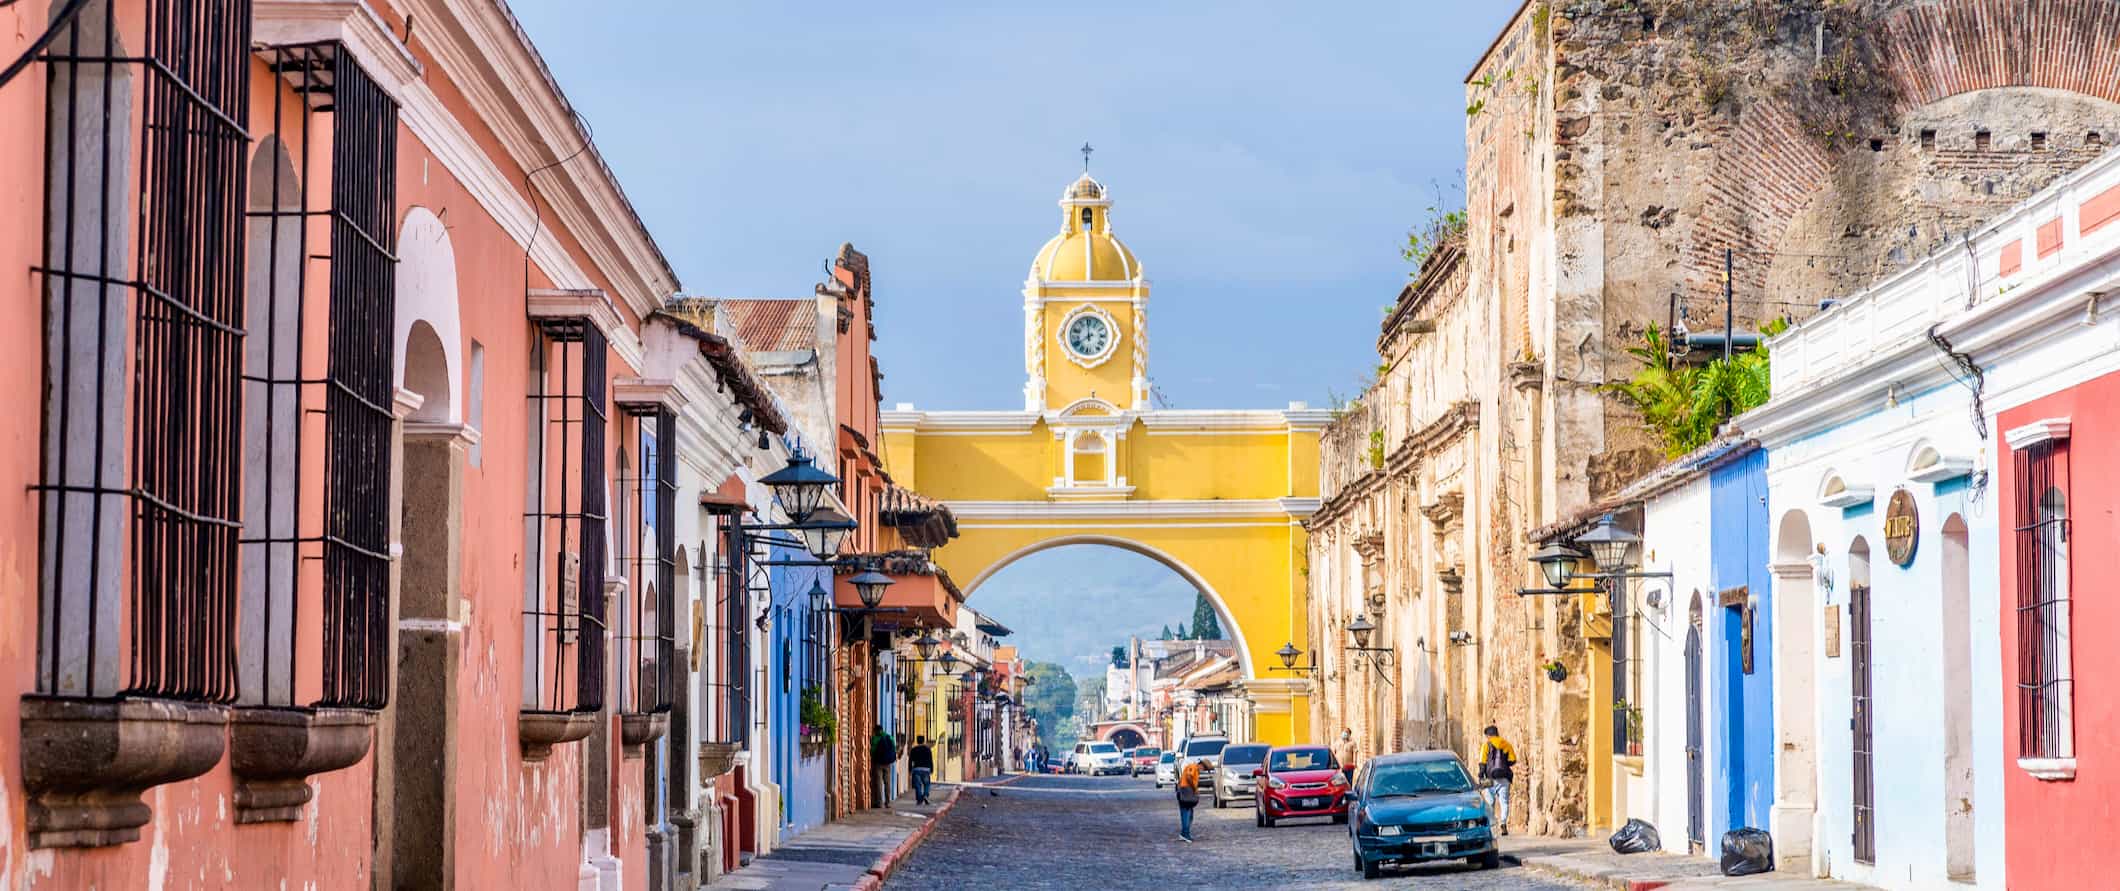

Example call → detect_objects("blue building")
767 542 832 838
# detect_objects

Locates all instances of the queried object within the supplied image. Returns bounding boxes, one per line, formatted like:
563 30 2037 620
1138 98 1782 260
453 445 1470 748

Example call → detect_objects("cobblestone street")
888 774 1595 890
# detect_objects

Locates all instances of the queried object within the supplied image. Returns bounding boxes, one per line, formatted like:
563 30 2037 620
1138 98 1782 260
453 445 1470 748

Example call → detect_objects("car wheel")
1360 852 1382 880
1254 809 1264 828
1261 809 1276 828
1478 851 1501 870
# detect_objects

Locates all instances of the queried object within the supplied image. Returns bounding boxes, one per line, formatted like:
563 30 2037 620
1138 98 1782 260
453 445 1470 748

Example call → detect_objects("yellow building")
883 171 1327 745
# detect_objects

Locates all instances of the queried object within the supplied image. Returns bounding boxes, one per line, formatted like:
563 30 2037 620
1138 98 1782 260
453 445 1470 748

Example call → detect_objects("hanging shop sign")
1884 489 1919 567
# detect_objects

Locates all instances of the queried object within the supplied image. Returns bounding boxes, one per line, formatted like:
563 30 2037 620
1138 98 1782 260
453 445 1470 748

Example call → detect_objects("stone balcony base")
230 706 377 823
21 695 228 848
620 712 669 754
520 710 596 761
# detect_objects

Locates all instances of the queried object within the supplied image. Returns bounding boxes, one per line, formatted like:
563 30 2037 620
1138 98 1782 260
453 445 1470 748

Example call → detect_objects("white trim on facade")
2003 417 2072 449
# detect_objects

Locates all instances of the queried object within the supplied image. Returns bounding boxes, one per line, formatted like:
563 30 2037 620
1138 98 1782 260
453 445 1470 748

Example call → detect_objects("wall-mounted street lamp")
1268 641 1318 675
1344 614 1396 683
1517 513 1673 595
758 448 836 523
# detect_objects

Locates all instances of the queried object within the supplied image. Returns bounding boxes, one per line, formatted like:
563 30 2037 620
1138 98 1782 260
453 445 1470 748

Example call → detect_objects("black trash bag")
1608 818 1661 854
1720 828 1775 876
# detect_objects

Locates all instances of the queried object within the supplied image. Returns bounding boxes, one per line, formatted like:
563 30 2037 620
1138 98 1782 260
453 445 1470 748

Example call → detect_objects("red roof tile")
715 298 818 353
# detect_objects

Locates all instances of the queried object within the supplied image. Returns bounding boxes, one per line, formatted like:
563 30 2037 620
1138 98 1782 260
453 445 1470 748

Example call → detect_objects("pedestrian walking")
870 724 898 806
908 735 935 805
1175 758 1202 842
1333 728 1358 784
1478 724 1517 835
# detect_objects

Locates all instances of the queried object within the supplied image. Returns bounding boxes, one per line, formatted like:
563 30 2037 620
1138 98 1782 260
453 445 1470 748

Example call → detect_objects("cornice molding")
881 410 1041 433
403 0 679 317
612 378 685 412
943 498 1311 521
2004 417 2072 450
254 1 423 94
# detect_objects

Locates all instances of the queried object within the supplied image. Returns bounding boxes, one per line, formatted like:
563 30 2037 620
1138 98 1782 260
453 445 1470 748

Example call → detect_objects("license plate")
1422 842 1449 856
1377 825 1402 837
1300 797 1323 809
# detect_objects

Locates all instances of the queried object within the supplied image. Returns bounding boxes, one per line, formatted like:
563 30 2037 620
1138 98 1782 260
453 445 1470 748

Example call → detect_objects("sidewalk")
1502 837 1879 891
704 774 1019 891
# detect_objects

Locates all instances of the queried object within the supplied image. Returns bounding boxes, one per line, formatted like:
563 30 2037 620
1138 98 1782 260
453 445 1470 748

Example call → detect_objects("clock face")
1066 314 1111 358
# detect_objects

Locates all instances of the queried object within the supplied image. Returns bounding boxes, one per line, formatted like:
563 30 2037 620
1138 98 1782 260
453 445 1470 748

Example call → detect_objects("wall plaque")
1824 605 1842 658
1885 488 1919 567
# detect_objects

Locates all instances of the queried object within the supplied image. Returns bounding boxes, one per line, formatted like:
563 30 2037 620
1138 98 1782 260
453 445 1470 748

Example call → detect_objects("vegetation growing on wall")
1607 319 1789 457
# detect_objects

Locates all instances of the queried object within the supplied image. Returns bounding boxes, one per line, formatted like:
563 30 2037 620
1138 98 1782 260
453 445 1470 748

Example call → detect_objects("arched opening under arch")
1940 513 1975 880
1769 508 1819 871
963 539 1249 753
403 321 450 422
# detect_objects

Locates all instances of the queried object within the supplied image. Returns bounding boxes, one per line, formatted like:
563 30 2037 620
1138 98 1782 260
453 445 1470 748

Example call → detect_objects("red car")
1253 744 1351 827
1127 746 1162 776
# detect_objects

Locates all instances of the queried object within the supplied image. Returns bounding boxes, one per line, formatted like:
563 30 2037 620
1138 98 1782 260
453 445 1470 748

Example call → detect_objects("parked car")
1072 740 1127 776
1044 756 1070 775
1153 751 1178 788
1212 743 1271 808
1348 751 1498 879
1129 746 1162 776
1178 736 1229 789
1252 744 1350 827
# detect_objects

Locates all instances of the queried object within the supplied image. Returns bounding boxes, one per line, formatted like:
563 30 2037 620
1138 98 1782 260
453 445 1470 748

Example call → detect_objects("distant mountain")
969 545 1200 681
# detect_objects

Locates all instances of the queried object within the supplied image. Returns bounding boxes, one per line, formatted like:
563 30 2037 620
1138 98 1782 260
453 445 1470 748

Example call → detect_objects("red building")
1980 146 2120 889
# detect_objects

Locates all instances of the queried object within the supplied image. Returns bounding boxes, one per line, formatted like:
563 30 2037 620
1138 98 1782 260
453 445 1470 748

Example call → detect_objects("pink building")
1 2 784 888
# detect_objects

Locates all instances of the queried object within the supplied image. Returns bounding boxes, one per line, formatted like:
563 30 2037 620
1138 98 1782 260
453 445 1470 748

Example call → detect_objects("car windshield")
1089 743 1119 754
1366 760 1475 797
1159 752 1177 763
1268 747 1338 772
1135 748 1160 757
1183 739 1227 758
1221 744 1269 765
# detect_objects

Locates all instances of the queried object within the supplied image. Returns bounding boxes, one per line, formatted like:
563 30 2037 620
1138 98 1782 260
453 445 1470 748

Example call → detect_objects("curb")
852 786 961 891
1519 855 1673 891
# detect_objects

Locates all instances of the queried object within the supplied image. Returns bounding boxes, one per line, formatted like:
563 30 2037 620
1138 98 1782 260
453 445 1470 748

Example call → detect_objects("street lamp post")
1343 614 1396 682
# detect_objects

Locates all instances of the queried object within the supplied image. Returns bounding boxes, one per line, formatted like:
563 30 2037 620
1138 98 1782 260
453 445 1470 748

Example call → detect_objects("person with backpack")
869 724 898 806
1478 724 1517 835
1175 757 1202 842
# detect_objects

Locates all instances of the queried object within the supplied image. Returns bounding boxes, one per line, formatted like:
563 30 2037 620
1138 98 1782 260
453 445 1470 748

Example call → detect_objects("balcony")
835 552 962 627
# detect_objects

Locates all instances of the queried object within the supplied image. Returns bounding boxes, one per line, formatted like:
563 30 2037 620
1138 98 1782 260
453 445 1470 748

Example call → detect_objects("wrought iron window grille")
2013 440 2073 760
32 0 251 704
615 404 677 716
238 41 399 712
523 320 608 715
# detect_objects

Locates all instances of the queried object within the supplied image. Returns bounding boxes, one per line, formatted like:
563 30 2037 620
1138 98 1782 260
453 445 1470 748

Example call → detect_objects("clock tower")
1022 172 1149 413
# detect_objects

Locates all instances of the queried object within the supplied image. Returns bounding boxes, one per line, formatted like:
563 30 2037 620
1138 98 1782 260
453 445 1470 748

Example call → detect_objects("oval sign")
1884 488 1919 567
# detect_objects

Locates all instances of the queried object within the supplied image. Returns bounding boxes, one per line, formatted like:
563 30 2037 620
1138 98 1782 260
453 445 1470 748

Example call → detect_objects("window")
523 321 608 714
2014 439 2072 762
1612 579 1645 757
242 41 400 710
35 0 248 702
616 406 677 715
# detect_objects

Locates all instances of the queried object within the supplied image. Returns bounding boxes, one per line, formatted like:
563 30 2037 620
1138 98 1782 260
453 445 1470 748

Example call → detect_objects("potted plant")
798 685 836 753
1539 658 1568 682
1613 701 1645 756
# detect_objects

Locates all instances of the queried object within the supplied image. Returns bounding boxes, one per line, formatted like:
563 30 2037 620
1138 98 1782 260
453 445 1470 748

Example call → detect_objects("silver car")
1213 743 1271 808
1179 736 1229 790
1154 751 1178 788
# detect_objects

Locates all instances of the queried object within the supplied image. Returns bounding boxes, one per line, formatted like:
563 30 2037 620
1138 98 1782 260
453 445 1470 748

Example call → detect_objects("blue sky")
512 1 1518 411
511 2 1520 672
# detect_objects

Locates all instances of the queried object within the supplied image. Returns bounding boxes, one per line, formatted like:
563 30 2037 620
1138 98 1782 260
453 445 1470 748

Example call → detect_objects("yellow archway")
882 169 1326 744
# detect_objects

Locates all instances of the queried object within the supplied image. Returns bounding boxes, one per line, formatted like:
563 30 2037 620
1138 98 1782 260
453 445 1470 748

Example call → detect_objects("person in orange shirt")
1175 758 1202 842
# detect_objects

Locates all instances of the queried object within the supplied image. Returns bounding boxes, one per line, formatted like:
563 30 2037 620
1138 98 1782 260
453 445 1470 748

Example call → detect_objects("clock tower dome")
1022 171 1149 413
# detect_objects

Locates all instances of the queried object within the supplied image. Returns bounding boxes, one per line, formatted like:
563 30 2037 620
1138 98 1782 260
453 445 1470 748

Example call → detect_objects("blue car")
1347 751 1500 879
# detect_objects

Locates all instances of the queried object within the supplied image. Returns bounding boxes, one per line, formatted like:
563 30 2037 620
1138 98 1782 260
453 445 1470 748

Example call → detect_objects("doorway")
1941 515 1974 881
1849 538 1875 865
1686 592 1705 853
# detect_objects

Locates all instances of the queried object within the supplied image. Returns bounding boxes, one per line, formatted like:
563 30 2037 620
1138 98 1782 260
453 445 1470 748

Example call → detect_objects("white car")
1071 741 1127 776
1178 736 1230 789
1154 751 1178 788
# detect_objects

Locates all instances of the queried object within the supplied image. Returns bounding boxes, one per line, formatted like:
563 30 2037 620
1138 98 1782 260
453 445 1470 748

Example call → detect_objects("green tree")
1110 644 1129 668
1190 592 1224 641
1175 622 1189 640
1159 625 1174 640
1021 661 1077 749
